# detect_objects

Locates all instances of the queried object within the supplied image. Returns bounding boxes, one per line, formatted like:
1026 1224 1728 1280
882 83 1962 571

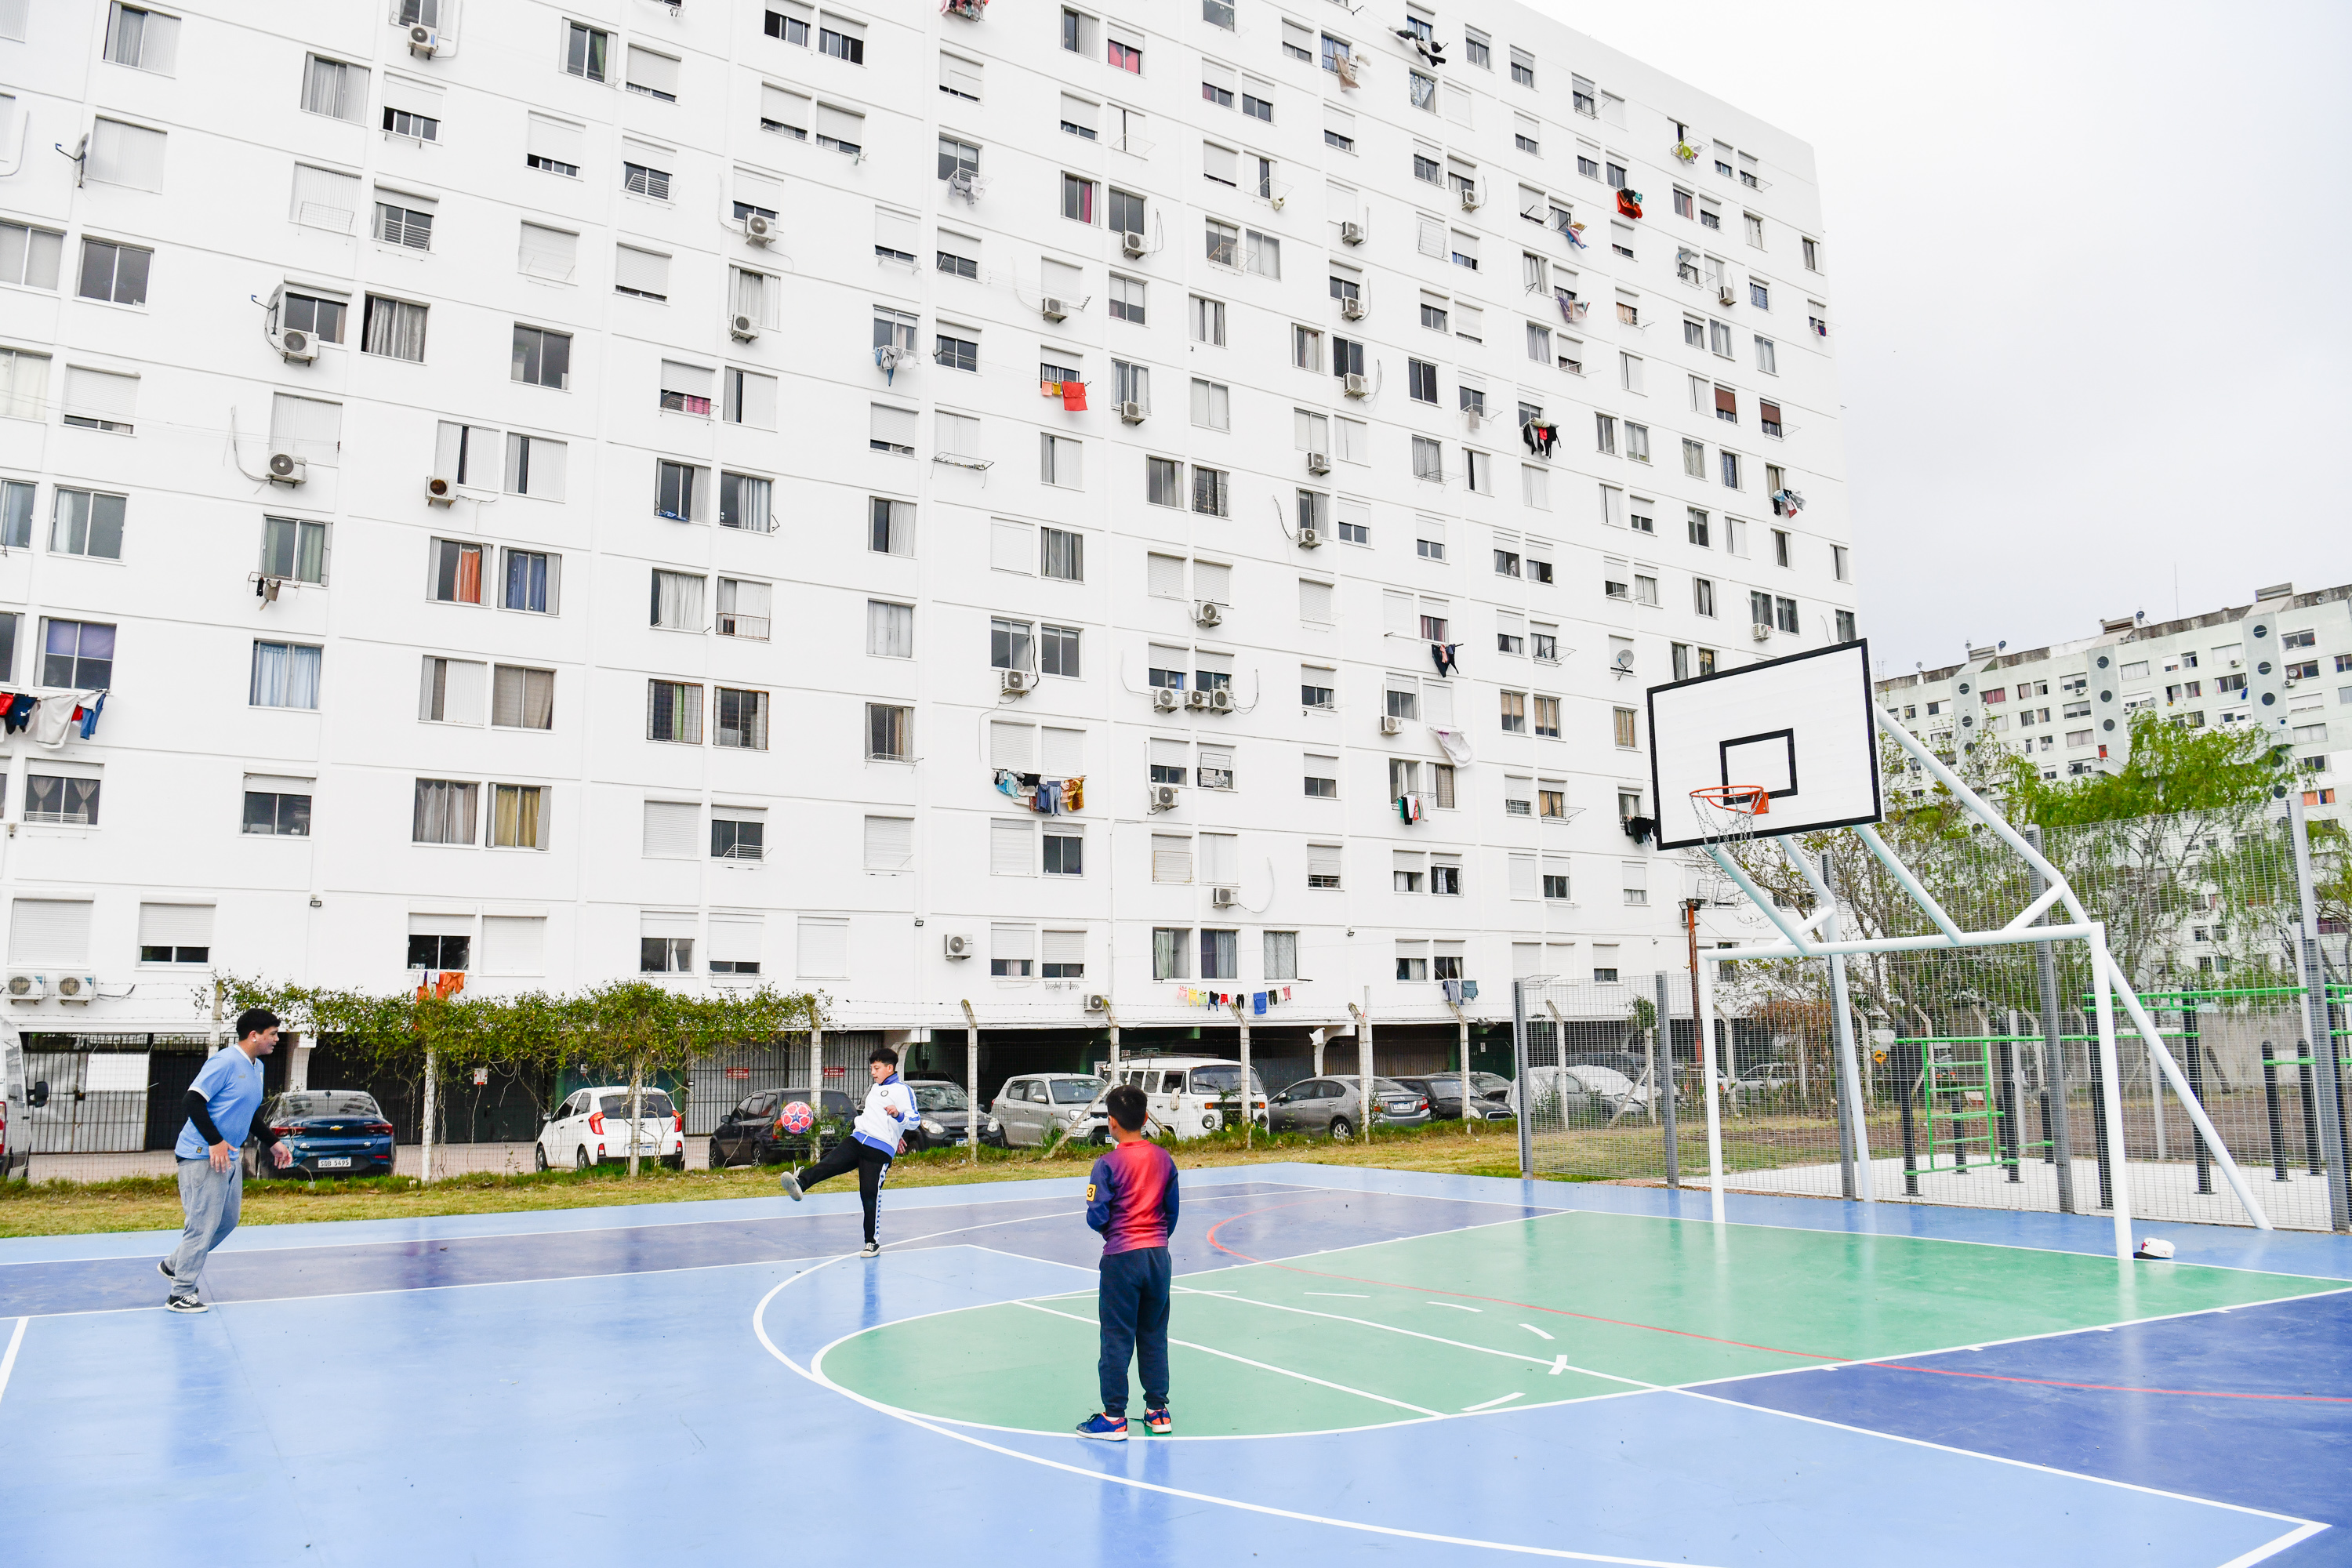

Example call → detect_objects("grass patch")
0 1121 1549 1239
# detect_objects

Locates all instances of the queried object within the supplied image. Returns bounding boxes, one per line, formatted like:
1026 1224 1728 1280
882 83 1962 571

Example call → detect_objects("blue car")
245 1091 397 1179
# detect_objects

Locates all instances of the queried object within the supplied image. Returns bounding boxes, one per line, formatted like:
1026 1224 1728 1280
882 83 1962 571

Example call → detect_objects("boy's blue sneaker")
1142 1408 1172 1436
1075 1412 1128 1441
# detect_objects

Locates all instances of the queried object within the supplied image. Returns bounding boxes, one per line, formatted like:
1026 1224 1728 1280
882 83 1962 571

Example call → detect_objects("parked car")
987 1073 1106 1148
1518 1064 1656 1123
1729 1061 1803 1109
706 1087 855 1168
1266 1076 1430 1139
243 1091 395 1179
901 1080 976 1151
536 1086 684 1171
1073 1057 1269 1142
1395 1073 1516 1123
1561 1051 1658 1085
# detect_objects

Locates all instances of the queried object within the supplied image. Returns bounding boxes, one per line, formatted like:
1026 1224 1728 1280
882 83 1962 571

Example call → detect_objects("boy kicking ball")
1076 1083 1180 1440
779 1044 916 1258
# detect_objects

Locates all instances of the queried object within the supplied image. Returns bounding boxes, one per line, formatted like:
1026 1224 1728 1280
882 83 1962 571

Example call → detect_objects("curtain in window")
1152 927 1186 980
652 571 703 630
364 296 426 360
412 779 477 844
868 601 912 657
505 550 549 612
250 641 320 709
493 666 554 729
303 56 352 118
492 785 541 849
649 682 702 744
722 473 771 532
1200 927 1237 979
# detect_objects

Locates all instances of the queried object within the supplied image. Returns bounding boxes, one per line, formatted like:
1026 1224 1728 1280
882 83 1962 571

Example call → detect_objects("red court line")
1205 1197 2349 1404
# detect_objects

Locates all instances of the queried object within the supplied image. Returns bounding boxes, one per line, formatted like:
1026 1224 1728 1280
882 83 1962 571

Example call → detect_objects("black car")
900 1080 976 1151
707 1087 855 1168
1396 1073 1517 1122
244 1091 396 1180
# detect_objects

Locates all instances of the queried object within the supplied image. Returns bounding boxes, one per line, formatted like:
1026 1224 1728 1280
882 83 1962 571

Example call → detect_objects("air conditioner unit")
1380 714 1404 736
407 23 441 56
1040 297 1068 321
1207 688 1236 713
425 475 456 506
1185 688 1210 711
730 314 760 341
1268 194 1286 211
53 974 96 1004
1296 527 1322 549
1751 622 1774 642
270 328 318 364
1717 286 1737 307
1192 600 1224 627
1342 372 1370 398
1118 401 1147 424
1149 784 1180 811
1120 231 1147 258
1305 451 1330 475
943 932 975 959
1152 686 1181 712
267 452 307 485
1340 296 1366 321
1460 189 1483 211
742 213 776 245
1083 993 1110 1013
1001 670 1036 695
1211 886 1239 908
4 972 46 1004
1339 220 1366 246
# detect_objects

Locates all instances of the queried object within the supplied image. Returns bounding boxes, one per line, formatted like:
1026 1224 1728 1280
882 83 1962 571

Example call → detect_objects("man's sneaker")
858 1240 881 1258
1076 1413 1127 1441
157 1259 176 1281
165 1296 207 1314
779 1169 804 1201
1143 1408 1172 1436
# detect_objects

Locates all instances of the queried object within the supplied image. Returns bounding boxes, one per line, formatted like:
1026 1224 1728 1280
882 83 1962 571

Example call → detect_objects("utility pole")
1347 998 1374 1143
1445 997 1473 1134
1230 999 1253 1149
959 1000 980 1164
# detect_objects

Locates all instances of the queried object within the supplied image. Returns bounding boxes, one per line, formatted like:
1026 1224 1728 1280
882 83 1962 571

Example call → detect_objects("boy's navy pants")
1097 1245 1171 1414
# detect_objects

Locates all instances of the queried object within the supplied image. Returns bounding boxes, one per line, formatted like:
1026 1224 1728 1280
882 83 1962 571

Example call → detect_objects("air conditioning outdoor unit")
943 933 975 959
1460 189 1483 210
407 23 441 55
4 972 47 1003
1341 296 1366 320
1380 714 1404 736
1211 886 1239 908
1152 687 1181 712
742 213 776 245
1149 784 1180 811
53 974 97 1004
1296 527 1322 548
1718 286 1737 307
1339 220 1366 246
1305 451 1330 474
1001 670 1036 695
1083 993 1110 1014
730 314 760 341
1120 231 1147 258
270 328 318 364
425 475 456 506
1207 688 1236 713
1751 622 1774 641
1193 600 1224 627
267 452 307 485
1040 297 1068 321
1118 401 1147 423
1184 689 1210 711
1342 372 1370 397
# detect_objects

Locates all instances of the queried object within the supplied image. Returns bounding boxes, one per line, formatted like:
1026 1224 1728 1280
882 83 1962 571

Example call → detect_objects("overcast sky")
1533 0 2352 676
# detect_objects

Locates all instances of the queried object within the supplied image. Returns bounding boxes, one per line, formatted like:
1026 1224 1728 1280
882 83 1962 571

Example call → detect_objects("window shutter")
1151 834 1193 883
290 164 360 229
990 924 1036 965
1042 929 1083 966
990 818 1035 875
1383 590 1415 634
1442 82 1472 125
519 223 576 279
136 902 213 949
661 360 714 400
863 815 913 870
1715 387 1737 416
869 403 916 448
615 244 667 296
1192 561 1232 603
875 207 919 258
1509 853 1538 898
1307 844 1343 884
626 45 680 96
1417 215 1445 257
89 118 166 190
797 917 848 978
940 52 983 99
990 520 1033 573
63 368 137 423
268 393 341 462
1203 142 1237 184
1060 93 1098 134
407 913 471 938
481 916 546 974
1147 553 1185 597
1299 579 1334 622
708 915 762 966
732 370 778 430
641 911 696 941
1041 726 1084 775
760 85 810 136
641 800 699 858
815 104 863 145
989 720 1036 770
1760 400 1782 425
527 113 586 168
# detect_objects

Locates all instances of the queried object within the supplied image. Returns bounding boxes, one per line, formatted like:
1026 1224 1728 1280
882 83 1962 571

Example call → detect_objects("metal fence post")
419 1047 436 1184
1653 973 1679 1189
1694 944 1726 1224
2285 787 2352 1230
1511 979 1532 1179
1231 1000 1253 1149
959 1000 979 1163
2025 825 2078 1212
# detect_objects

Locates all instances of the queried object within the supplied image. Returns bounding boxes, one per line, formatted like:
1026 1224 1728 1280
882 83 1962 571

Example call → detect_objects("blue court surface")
3 1165 2349 1566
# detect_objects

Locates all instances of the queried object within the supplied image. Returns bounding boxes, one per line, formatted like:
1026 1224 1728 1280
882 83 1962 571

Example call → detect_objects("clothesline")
993 768 1087 815
0 688 107 745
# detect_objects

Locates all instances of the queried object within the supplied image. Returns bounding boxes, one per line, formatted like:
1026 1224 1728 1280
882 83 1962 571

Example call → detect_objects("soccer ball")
778 1100 815 1135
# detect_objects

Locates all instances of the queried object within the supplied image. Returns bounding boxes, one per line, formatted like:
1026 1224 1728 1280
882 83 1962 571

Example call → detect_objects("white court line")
1463 1392 1523 1411
1523 1324 1555 1341
1429 1301 1481 1312
0 1316 25 1407
1305 1291 1367 1298
753 1270 1727 1565
2215 1523 2328 1567
1012 1298 1441 1417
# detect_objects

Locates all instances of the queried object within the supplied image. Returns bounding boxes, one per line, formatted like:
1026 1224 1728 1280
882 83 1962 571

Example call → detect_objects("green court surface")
817 1210 2343 1437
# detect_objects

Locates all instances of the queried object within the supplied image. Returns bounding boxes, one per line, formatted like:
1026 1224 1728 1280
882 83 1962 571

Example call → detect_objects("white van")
1081 1055 1269 1142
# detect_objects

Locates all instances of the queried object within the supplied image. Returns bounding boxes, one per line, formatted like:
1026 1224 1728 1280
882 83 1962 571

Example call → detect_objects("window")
1511 47 1537 87
1409 437 1443 483
412 779 478 846
714 687 769 750
1041 434 1083 488
249 641 321 710
868 702 911 760
48 488 125 560
1062 174 1098 223
104 3 180 71
242 779 310 837
303 53 365 118
1190 295 1227 346
356 294 427 361
1595 414 1617 456
77 238 151 307
0 222 64 291
1802 236 1821 271
1612 707 1639 750
818 12 863 63
937 136 979 186
1534 695 1561 738
647 680 703 745
1721 451 1743 488
1406 359 1439 404
1189 465 1230 517
815 103 865 156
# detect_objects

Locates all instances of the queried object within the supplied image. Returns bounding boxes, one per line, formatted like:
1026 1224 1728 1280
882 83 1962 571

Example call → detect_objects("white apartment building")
0 0 1853 1083
1878 581 2347 818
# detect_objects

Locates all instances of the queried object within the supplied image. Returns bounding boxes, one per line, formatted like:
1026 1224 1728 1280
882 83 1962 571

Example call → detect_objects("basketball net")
1689 784 1769 851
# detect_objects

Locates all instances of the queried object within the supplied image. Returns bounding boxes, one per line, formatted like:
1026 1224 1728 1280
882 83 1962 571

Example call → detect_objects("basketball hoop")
1690 783 1770 850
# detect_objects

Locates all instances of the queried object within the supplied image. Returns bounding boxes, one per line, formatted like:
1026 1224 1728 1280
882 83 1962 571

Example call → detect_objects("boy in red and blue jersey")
1076 1083 1179 1440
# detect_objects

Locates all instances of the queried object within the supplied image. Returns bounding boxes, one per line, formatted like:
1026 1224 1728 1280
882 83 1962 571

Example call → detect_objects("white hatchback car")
535 1086 685 1171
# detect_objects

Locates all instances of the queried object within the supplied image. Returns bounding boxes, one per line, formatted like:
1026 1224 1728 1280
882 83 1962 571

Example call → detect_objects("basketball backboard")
1646 640 1882 851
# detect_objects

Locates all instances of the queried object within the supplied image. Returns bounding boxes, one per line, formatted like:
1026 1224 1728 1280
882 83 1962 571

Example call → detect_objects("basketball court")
2 1164 2348 1564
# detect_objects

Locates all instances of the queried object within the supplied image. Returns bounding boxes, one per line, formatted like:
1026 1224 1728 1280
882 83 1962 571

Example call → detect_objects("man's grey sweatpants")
165 1157 241 1302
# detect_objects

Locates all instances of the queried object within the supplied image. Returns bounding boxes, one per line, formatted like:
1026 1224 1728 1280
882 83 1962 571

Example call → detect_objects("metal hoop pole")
2089 925 2134 1261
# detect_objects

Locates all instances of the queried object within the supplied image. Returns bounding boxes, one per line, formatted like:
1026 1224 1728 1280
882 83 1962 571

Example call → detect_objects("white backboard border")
1646 639 1884 851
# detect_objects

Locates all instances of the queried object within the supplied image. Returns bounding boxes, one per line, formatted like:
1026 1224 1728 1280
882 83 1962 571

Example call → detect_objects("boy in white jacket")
780 1044 916 1257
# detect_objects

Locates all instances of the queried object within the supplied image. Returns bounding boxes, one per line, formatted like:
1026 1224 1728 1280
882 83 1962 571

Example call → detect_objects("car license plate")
316 1156 353 1169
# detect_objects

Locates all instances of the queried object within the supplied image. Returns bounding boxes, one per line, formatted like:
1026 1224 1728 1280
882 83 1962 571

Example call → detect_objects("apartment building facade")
0 0 1852 1069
